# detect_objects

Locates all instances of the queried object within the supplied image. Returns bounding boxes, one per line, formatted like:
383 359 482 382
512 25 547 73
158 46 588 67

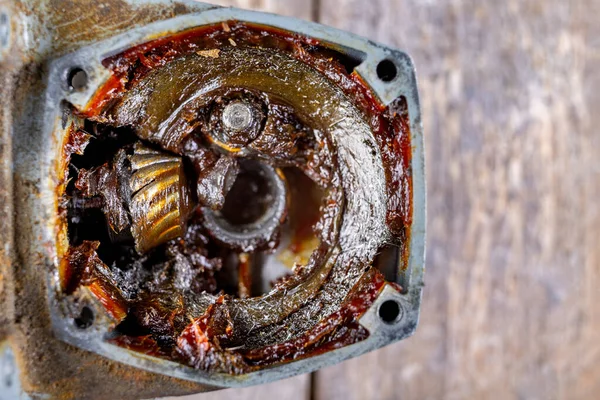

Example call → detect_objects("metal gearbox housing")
0 1 425 398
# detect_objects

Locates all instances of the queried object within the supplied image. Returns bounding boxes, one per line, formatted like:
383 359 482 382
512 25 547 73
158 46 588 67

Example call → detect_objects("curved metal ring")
202 160 287 252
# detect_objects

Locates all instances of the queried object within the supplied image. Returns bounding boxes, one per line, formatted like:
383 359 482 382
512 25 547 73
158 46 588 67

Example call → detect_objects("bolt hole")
74 306 94 329
376 59 397 82
67 68 88 91
378 300 401 324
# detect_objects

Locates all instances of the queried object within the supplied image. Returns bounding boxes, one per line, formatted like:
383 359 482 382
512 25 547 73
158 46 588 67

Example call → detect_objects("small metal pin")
222 101 254 131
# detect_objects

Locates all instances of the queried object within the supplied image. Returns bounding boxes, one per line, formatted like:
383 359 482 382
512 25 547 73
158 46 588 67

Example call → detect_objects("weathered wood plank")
166 376 310 400
207 0 314 20
314 0 600 399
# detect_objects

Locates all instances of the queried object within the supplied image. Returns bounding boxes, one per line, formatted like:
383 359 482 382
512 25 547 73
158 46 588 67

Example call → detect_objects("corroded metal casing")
0 1 425 399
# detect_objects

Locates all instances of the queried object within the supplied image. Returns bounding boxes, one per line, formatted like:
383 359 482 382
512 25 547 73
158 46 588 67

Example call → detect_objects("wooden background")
169 1 600 399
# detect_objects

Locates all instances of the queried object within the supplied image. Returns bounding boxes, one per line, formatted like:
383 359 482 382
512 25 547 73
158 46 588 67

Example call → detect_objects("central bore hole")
220 164 275 226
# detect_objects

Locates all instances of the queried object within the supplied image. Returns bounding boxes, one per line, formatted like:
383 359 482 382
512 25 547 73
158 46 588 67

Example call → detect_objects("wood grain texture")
314 0 600 399
206 0 314 20
166 376 310 400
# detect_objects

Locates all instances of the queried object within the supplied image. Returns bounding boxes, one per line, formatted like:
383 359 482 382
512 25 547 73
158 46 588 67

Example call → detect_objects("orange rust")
237 253 252 299
88 282 128 322
84 74 123 118
56 126 93 289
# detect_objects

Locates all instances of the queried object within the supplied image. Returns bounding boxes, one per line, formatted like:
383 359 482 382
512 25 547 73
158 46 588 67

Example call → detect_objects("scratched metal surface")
173 0 600 399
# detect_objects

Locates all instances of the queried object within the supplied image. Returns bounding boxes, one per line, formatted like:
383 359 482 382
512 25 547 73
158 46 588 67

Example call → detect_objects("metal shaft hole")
221 167 274 226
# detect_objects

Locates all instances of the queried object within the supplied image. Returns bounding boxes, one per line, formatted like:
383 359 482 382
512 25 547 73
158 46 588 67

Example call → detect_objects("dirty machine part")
0 1 425 398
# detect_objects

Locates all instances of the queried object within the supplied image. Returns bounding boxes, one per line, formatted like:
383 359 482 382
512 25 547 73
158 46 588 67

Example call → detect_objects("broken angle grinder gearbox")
0 1 425 398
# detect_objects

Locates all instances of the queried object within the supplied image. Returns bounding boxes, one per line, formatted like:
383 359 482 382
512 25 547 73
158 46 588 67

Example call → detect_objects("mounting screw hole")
74 306 94 329
378 300 401 324
67 67 88 91
376 59 397 82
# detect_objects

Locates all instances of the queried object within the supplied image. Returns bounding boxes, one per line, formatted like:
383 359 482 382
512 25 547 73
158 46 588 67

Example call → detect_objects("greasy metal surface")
128 143 194 253
0 0 425 397
202 161 287 252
